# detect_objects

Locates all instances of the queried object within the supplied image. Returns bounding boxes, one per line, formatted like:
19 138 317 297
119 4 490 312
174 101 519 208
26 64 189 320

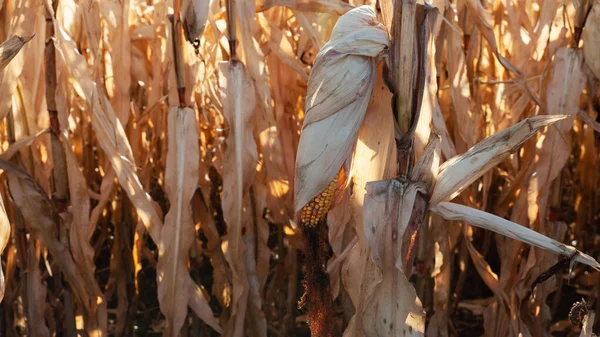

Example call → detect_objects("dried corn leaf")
0 159 98 322
0 35 34 73
430 202 600 270
361 180 426 337
51 19 163 242
219 60 257 337
158 107 220 335
0 11 37 123
27 235 51 337
295 5 389 212
580 311 596 337
583 1 600 79
579 110 600 133
63 133 107 336
529 48 585 224
0 192 9 256
0 128 50 160
430 115 567 205
256 0 351 14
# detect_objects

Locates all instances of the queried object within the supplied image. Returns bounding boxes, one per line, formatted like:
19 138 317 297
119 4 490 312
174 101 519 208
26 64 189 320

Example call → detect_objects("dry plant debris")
0 0 600 336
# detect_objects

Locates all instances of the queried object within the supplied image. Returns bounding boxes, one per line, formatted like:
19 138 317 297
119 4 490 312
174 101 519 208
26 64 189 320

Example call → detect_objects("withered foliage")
0 0 599 336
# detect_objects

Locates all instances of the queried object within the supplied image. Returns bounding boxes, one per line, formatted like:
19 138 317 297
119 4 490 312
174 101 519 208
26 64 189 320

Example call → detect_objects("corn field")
0 0 600 336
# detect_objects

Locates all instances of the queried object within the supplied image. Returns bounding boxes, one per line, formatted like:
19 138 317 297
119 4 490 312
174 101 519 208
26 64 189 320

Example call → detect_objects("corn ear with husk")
183 0 210 43
0 34 34 72
294 5 389 223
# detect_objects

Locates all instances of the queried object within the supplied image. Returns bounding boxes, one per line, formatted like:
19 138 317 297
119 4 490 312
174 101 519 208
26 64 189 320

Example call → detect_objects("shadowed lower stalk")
298 223 339 337
44 0 78 334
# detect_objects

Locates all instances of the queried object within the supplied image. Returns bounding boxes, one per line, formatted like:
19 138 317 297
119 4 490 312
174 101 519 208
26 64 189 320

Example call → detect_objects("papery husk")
183 0 211 42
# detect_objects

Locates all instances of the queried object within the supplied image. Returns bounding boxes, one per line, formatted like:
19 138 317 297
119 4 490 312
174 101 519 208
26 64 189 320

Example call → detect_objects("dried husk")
183 0 210 42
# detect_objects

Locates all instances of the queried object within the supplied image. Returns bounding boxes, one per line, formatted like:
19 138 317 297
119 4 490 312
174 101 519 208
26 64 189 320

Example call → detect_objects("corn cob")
298 168 342 227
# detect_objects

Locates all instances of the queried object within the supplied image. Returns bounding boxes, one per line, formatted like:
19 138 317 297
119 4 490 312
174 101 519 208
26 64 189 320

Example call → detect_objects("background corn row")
0 0 598 336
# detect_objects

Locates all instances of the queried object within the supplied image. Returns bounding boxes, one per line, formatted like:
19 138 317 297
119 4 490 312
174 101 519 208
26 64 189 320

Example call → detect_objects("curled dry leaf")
158 107 220 335
430 202 600 270
294 5 389 212
0 34 34 72
430 115 567 205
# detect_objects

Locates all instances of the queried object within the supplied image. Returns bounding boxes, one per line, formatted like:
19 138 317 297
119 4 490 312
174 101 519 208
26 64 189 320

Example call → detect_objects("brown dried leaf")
158 107 221 335
579 110 600 133
529 48 585 224
0 193 7 304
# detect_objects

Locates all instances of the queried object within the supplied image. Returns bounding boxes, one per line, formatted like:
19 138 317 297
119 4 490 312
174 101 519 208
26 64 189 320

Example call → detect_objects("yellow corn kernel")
297 168 343 227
